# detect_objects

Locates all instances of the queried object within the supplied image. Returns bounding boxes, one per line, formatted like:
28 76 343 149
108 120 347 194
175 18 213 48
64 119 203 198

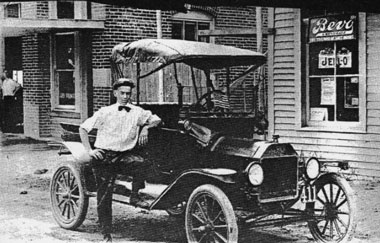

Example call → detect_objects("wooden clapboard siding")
284 136 380 150
368 117 380 125
269 9 380 177
275 110 295 116
277 129 380 142
274 92 295 99
366 13 380 139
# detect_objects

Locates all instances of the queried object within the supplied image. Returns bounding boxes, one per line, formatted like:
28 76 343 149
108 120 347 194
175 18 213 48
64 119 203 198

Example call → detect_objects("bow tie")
118 106 131 112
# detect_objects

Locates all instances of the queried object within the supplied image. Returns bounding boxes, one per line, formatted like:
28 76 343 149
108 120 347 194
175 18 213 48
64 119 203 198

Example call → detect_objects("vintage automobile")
50 39 356 243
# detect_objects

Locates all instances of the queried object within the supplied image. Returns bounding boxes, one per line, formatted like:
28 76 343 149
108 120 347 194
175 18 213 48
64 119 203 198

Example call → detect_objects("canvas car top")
111 39 266 70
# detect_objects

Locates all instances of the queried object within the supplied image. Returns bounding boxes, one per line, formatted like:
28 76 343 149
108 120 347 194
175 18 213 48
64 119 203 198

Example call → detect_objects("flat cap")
112 78 135 90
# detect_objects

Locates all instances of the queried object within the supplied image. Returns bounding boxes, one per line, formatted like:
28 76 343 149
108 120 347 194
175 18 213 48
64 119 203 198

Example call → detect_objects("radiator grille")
259 156 299 201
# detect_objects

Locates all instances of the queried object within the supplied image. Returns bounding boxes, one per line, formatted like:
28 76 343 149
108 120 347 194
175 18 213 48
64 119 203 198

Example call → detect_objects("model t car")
50 39 356 243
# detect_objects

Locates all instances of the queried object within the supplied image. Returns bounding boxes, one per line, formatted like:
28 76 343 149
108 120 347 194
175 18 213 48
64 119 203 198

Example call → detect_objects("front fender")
150 168 238 210
62 141 92 163
312 172 344 186
57 142 96 195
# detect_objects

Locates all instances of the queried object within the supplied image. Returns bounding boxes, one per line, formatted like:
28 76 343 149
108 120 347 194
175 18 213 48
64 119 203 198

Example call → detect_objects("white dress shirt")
2 78 20 96
80 103 161 151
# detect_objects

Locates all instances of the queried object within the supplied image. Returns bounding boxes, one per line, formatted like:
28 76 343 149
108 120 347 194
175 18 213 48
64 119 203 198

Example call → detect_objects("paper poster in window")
310 108 328 121
321 77 336 105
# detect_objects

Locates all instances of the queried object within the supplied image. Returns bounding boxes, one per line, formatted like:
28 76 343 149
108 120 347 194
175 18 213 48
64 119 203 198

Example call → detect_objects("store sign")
309 14 357 43
318 48 352 69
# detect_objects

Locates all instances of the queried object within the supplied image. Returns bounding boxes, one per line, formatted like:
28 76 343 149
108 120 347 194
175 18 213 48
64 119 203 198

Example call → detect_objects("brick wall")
21 2 37 19
214 6 269 112
93 87 112 112
91 5 268 114
92 6 172 69
91 2 106 20
22 33 52 138
36 1 49 19
91 6 172 114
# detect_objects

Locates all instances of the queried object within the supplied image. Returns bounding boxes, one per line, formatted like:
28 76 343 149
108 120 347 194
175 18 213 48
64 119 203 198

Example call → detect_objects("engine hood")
210 136 297 159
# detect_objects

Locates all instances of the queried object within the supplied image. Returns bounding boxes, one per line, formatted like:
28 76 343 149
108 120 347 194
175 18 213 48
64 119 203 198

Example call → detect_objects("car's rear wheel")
50 163 89 230
185 184 238 243
306 174 356 243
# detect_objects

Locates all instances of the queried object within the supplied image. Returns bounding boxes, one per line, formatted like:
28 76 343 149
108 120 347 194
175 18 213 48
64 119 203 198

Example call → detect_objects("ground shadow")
78 206 310 243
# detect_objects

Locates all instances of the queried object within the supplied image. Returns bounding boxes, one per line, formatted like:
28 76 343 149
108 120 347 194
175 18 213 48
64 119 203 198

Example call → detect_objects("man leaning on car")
79 78 161 242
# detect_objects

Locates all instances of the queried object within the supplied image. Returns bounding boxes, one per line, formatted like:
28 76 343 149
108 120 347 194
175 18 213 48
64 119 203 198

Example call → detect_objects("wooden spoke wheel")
306 174 357 243
185 184 238 243
50 164 89 230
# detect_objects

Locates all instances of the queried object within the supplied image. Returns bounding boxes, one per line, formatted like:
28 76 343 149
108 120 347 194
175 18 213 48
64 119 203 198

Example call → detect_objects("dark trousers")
2 96 16 132
91 149 149 235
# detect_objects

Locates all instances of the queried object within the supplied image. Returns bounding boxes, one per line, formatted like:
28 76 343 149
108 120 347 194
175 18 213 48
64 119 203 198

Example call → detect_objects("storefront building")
268 9 380 177
0 2 267 140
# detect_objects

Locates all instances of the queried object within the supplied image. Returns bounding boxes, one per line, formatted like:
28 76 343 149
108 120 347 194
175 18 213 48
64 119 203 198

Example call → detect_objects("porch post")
156 10 164 103
0 29 4 73
255 6 264 115
136 62 140 105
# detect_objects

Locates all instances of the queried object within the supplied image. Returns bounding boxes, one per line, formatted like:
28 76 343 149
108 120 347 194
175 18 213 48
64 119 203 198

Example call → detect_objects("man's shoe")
102 233 112 243
130 193 149 208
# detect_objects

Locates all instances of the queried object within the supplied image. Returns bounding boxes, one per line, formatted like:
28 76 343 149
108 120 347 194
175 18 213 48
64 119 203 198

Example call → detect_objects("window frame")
49 1 90 20
57 0 74 19
51 32 81 112
134 11 216 105
300 12 367 133
4 3 21 18
171 11 215 43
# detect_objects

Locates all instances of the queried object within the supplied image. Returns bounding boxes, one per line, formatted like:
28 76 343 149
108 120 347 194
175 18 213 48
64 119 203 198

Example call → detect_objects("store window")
143 11 214 105
172 21 210 42
302 12 365 130
171 11 213 42
4 3 20 18
57 0 74 19
53 33 76 108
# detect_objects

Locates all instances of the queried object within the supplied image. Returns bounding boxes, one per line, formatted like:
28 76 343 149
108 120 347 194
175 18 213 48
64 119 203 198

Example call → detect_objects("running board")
114 180 168 199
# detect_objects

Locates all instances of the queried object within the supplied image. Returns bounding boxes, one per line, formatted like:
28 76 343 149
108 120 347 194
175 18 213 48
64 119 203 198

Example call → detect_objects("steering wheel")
189 90 226 112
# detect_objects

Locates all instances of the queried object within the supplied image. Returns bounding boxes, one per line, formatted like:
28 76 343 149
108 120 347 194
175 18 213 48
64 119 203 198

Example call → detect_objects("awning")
92 0 379 13
6 0 379 13
111 39 266 70
0 18 104 37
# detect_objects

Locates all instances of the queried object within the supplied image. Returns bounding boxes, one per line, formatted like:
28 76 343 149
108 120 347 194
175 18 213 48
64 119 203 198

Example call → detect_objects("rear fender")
150 168 237 210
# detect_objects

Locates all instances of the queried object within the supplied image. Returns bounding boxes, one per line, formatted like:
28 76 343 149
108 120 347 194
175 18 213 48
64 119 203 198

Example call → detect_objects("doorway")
2 37 23 133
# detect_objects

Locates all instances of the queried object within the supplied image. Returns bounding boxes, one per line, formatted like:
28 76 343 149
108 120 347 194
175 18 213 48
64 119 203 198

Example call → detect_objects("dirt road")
1 132 380 242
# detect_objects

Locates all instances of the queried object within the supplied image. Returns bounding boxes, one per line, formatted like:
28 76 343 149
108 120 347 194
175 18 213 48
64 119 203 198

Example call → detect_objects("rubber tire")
185 184 238 243
306 174 357 243
50 163 89 230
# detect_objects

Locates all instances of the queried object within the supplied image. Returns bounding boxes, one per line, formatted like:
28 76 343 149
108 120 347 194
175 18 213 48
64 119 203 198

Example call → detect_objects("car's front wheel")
306 174 357 243
50 163 89 230
185 184 238 243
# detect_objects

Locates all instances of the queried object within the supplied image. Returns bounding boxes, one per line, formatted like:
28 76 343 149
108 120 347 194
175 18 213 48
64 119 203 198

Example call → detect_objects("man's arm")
13 81 21 95
79 127 92 152
79 126 104 160
138 115 161 146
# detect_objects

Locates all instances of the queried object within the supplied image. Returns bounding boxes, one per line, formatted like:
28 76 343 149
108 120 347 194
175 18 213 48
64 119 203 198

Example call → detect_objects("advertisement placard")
321 77 336 105
318 48 352 69
309 14 357 43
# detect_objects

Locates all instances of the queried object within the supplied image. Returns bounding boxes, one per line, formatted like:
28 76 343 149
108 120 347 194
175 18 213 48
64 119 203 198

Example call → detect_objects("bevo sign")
309 14 357 43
